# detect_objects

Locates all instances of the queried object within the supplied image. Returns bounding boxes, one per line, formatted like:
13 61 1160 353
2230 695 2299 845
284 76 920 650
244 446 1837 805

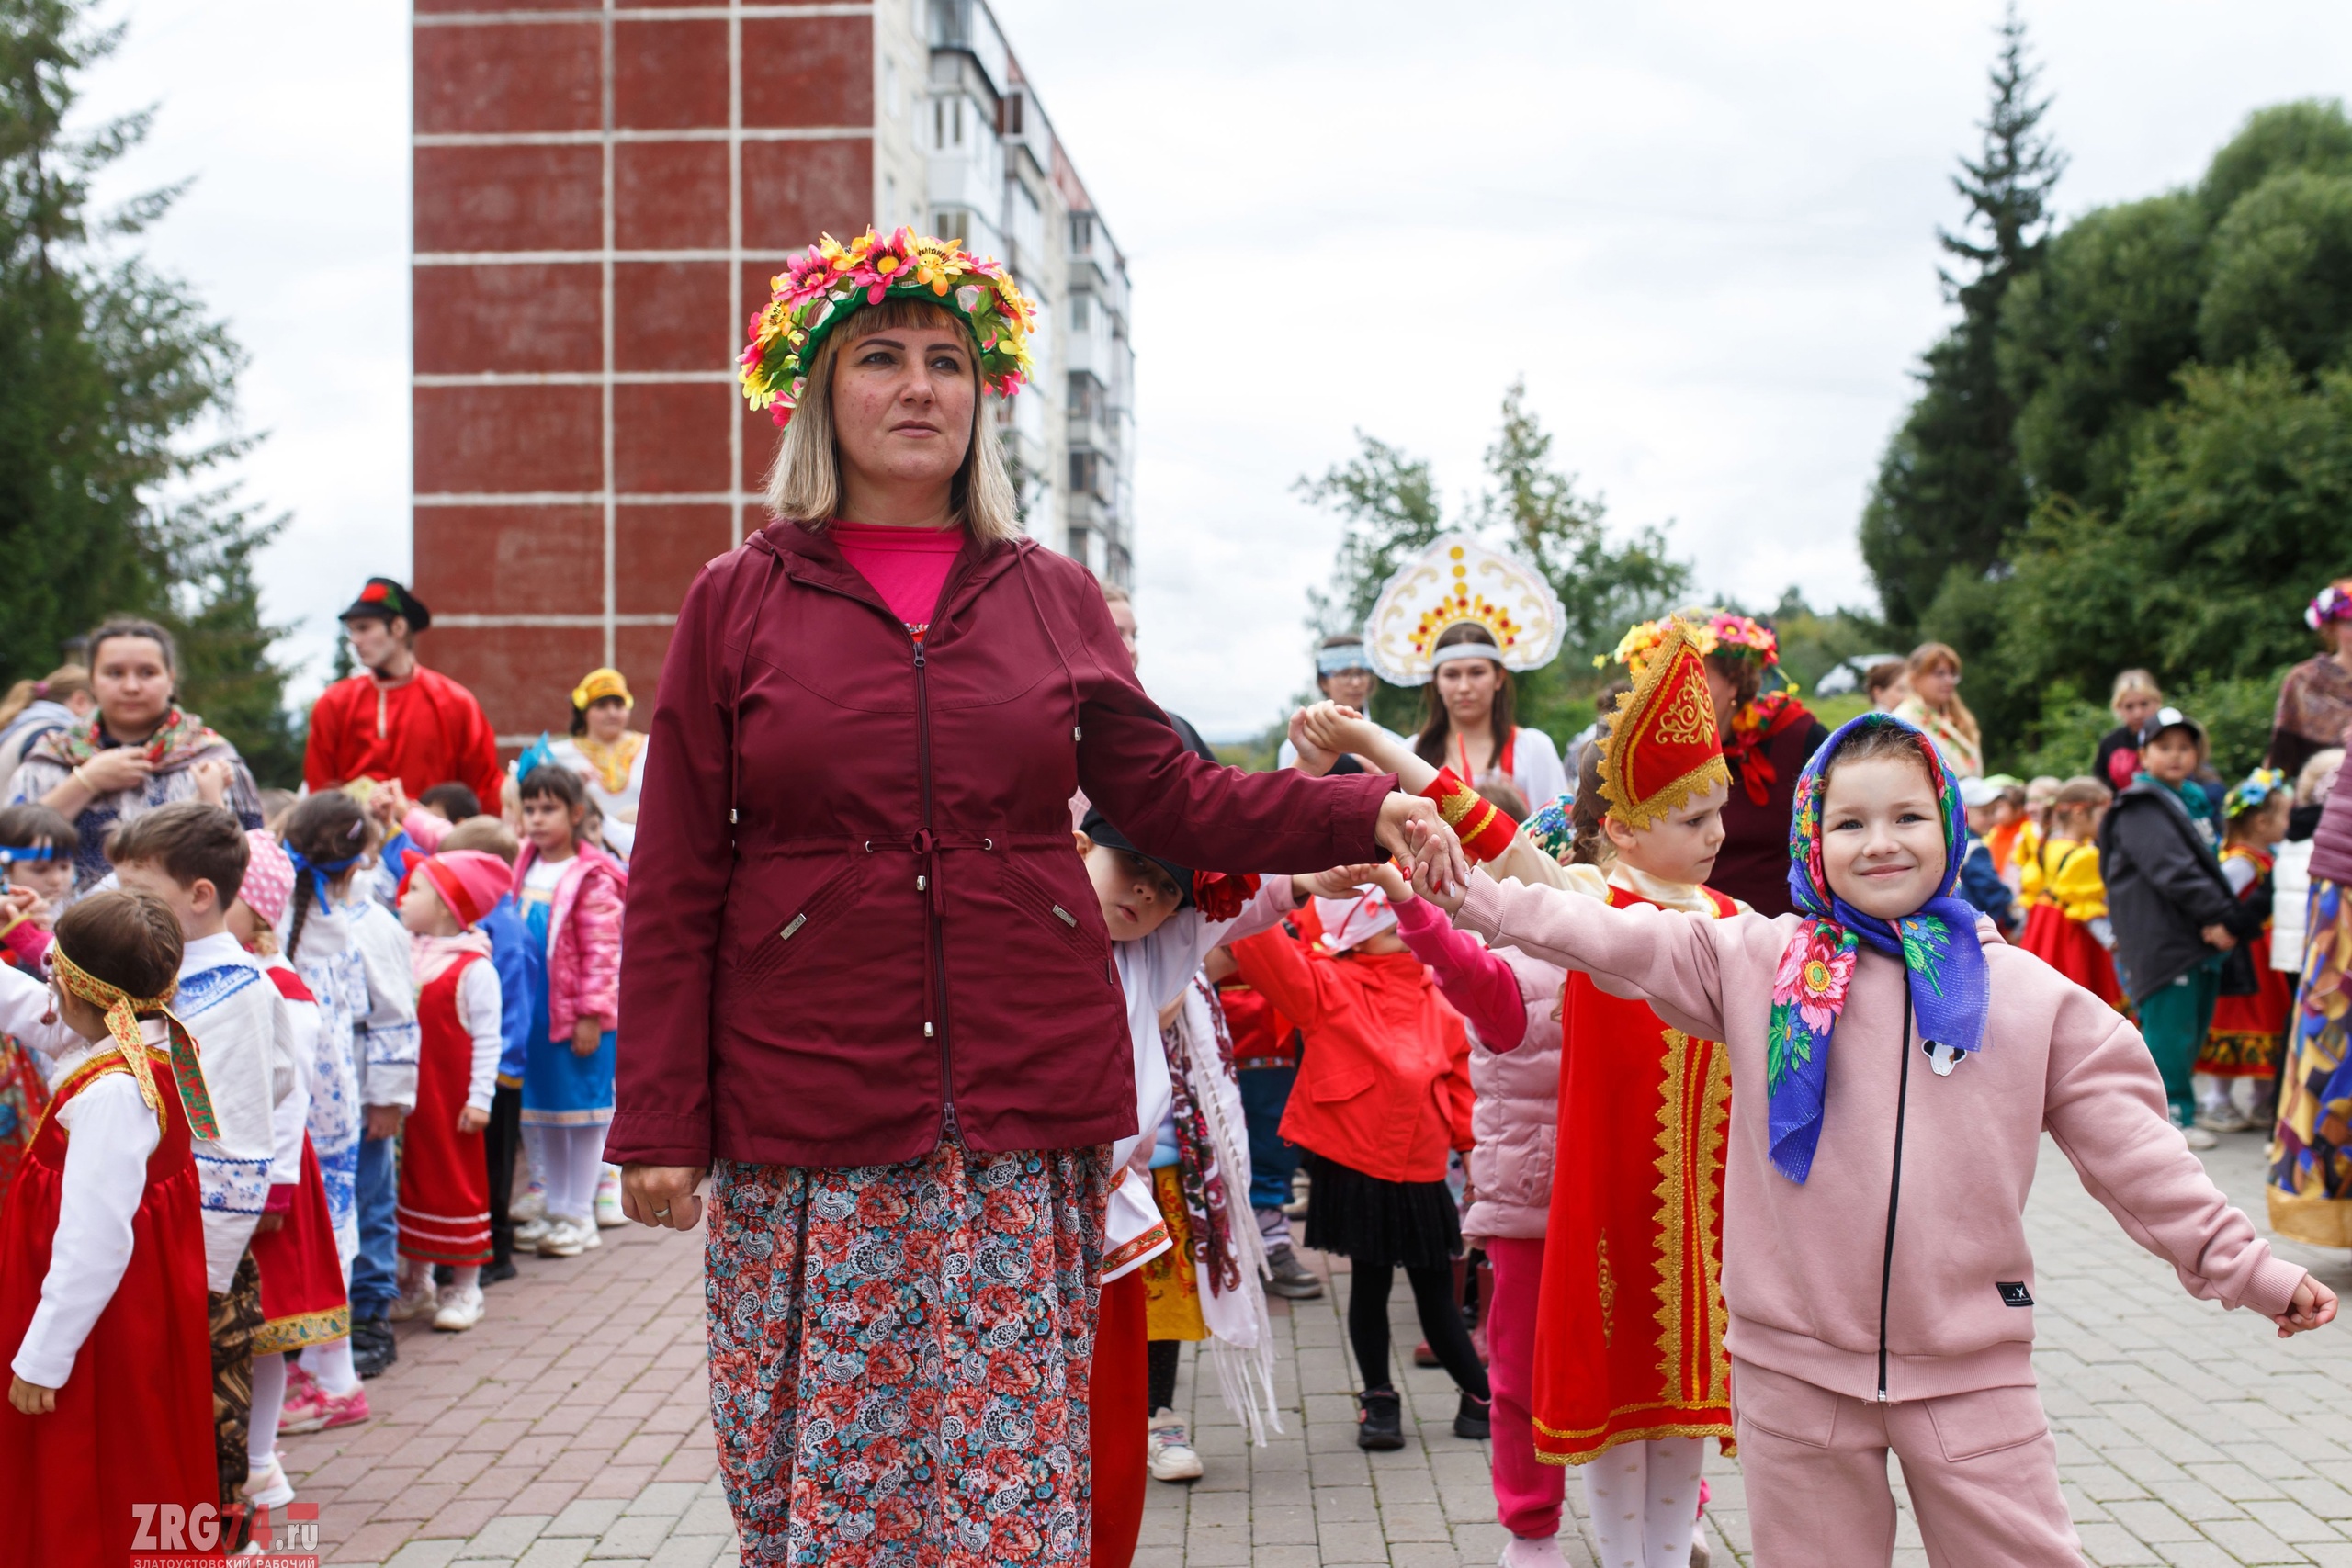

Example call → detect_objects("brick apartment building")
410 0 1135 744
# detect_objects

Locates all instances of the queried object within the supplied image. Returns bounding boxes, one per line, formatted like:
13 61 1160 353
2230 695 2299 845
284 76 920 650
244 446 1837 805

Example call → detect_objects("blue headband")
286 847 366 903
0 844 60 863
1317 644 1372 677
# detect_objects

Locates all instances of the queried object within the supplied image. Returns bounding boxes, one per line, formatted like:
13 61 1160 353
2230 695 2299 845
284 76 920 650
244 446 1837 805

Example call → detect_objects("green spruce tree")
1858 4 2065 632
0 0 296 780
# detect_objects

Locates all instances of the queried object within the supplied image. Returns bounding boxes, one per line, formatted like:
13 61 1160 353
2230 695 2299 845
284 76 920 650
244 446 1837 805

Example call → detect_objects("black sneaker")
1356 1388 1405 1450
350 1316 397 1379
1453 1390 1492 1440
1263 1245 1323 1301
481 1258 520 1286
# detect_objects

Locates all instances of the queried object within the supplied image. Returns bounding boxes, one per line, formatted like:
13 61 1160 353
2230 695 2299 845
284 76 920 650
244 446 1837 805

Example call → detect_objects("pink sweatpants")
1483 1235 1565 1539
1732 1360 2082 1567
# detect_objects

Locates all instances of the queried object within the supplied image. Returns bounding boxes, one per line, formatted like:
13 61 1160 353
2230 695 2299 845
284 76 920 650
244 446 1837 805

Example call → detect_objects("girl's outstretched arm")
1451 868 1732 1044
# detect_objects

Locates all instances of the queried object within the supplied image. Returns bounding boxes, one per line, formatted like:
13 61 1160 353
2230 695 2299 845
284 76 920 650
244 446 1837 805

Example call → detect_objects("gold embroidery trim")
1596 1233 1615 1348
1650 1025 1734 1407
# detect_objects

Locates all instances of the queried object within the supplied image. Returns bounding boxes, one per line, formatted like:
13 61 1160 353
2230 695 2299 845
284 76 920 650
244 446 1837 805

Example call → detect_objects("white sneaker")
510 1183 546 1224
537 1218 589 1258
1146 1408 1203 1483
594 1166 627 1227
386 1276 438 1323
1498 1536 1567 1568
513 1216 552 1248
2182 1124 2220 1150
433 1285 485 1332
2196 1107 2250 1134
243 1452 295 1509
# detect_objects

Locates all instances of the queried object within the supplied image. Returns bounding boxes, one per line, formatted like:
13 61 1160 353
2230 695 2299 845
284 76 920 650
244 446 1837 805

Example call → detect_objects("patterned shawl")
1724 690 1815 806
1766 713 1991 1183
2276 654 2352 750
1161 987 1241 1298
31 707 232 773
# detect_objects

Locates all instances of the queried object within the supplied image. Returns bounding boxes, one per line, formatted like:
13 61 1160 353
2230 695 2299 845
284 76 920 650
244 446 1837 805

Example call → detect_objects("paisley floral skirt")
707 1142 1111 1567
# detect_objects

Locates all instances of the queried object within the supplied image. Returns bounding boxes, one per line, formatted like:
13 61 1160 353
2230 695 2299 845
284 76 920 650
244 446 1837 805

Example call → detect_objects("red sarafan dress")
400 950 492 1265
2204 844 2292 1078
250 965 351 1355
1532 883 1737 1465
2015 837 2120 1009
0 1046 217 1567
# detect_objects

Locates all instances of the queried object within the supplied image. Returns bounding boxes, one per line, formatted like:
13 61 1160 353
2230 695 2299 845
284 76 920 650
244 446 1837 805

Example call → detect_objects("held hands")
191 759 232 807
1374 795 1467 898
1298 702 1381 761
622 1164 707 1232
1295 863 1382 902
8 1375 55 1415
458 1105 491 1134
1409 842 1471 916
1284 708 1337 776
571 1019 605 1058
368 779 412 829
2275 1276 2339 1337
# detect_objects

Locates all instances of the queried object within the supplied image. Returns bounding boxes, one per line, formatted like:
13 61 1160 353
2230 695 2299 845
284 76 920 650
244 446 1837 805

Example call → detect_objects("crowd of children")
0 697 634 1556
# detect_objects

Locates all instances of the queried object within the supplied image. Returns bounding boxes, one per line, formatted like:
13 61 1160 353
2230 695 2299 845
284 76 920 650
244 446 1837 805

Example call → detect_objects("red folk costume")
1532 621 1738 1467
303 659 503 809
2015 837 2120 1009
0 1036 217 1567
401 946 494 1264
2204 843 2292 1077
250 966 348 1355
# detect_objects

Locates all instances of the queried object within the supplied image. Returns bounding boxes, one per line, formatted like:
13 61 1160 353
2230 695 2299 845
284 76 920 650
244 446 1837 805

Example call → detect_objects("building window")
886 59 900 119
1069 451 1106 499
1001 93 1022 137
1069 211 1093 253
1069 293 1091 331
933 97 944 149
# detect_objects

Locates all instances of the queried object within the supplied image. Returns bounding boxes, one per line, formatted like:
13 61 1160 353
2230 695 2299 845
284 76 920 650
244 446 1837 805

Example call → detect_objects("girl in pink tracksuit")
1420 714 2336 1568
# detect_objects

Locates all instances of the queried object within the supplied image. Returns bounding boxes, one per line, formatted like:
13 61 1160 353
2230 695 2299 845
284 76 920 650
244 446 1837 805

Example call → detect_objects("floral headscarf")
1767 713 1990 1183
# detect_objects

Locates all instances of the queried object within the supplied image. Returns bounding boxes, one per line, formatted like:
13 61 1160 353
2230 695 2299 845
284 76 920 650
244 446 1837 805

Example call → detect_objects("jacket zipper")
911 638 959 1142
1875 987 1917 1402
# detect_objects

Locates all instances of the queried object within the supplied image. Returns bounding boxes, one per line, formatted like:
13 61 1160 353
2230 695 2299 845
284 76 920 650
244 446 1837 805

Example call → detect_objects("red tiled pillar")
412 2 874 746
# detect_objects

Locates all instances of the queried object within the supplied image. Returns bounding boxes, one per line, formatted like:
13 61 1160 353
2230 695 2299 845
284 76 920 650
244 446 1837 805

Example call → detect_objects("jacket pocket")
729 859 865 982
1308 1060 1375 1103
1925 1384 2048 1462
997 857 1102 964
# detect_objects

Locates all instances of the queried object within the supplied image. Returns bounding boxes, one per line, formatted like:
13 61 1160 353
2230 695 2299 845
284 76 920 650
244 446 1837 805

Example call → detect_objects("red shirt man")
304 579 503 808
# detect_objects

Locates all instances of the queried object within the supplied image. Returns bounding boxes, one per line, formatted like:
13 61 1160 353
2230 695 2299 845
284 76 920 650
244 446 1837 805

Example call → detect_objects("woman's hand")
364 1104 405 1141
1285 708 1337 776
1412 852 1470 916
571 1019 604 1057
458 1105 491 1134
8 1375 55 1416
74 749 153 796
623 1163 707 1232
192 759 232 807
1375 795 1467 896
2276 1275 2339 1337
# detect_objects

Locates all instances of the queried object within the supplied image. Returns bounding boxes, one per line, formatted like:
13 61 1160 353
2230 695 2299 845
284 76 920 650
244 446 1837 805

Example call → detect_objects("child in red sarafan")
0 890 220 1567
389 852 511 1333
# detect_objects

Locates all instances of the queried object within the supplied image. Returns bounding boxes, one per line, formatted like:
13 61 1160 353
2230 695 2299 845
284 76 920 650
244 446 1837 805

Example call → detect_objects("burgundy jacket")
607 521 1393 1168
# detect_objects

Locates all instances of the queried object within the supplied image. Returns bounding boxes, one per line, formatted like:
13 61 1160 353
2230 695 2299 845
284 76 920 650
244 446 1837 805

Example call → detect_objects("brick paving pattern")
290 1127 2352 1565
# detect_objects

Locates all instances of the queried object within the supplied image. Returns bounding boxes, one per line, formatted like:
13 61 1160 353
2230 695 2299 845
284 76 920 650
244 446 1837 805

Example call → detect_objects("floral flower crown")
2223 766 2288 819
1598 611 1779 677
2308 583 2352 630
739 227 1036 428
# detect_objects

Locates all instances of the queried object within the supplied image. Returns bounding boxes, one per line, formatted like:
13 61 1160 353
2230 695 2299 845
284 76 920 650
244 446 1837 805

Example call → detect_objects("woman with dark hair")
610 227 1463 1562
6 618 261 889
1406 624 1569 806
2269 579 2352 780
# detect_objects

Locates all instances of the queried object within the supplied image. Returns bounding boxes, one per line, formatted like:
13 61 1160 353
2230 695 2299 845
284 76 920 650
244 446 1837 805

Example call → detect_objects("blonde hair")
762 297 1021 544
1905 642 1979 745
2109 668 2162 718
2298 747 2345 807
0 665 91 732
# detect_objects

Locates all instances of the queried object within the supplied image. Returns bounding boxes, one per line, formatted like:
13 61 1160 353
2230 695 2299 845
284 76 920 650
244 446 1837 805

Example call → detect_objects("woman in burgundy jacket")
606 230 1462 1564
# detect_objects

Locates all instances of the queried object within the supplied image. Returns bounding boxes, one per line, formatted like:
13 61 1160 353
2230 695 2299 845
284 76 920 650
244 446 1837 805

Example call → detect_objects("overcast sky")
82 0 2352 738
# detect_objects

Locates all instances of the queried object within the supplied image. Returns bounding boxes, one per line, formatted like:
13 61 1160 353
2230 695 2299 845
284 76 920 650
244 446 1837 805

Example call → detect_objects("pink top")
831 521 967 637
1391 896 1525 1049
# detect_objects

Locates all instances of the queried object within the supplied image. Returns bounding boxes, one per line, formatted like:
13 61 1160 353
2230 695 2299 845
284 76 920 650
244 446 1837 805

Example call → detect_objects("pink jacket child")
514 840 628 1043
1388 891 1566 1547
1447 714 2330 1568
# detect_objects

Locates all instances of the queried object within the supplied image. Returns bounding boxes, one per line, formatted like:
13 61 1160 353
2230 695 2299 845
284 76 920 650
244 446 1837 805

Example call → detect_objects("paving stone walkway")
291 1126 2352 1565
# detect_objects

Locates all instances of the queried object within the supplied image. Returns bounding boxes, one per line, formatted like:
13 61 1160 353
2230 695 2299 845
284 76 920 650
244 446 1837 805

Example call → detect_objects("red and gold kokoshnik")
1598 619 1731 832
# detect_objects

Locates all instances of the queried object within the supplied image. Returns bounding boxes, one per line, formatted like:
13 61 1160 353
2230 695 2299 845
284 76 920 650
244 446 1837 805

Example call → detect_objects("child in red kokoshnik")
1411 698 2335 1568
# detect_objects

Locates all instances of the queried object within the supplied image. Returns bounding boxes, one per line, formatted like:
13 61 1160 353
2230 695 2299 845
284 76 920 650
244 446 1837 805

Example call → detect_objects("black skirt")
1301 1150 1462 1269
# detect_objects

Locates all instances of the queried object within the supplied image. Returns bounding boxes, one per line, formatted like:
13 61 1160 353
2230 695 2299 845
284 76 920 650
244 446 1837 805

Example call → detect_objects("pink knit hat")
241 830 296 928
418 851 513 929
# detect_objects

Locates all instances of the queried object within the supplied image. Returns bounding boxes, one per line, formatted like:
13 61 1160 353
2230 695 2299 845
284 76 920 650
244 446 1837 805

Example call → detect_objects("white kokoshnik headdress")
1362 534 1566 687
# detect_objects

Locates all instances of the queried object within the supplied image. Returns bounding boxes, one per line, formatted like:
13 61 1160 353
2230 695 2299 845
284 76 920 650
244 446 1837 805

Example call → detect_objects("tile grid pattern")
299 1130 2352 1565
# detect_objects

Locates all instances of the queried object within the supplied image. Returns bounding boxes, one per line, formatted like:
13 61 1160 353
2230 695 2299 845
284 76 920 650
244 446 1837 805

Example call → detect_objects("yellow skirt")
1141 1167 1208 1342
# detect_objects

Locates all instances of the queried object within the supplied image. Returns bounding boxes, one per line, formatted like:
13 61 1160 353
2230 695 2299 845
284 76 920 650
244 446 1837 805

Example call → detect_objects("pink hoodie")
1458 870 2305 1404
514 840 627 1041
1390 897 1563 1242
